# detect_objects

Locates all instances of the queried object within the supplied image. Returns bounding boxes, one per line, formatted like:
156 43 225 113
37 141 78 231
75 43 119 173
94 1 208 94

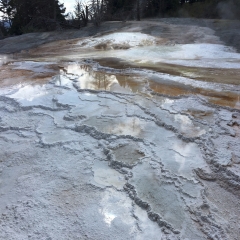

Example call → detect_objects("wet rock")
0 20 240 240
194 168 216 181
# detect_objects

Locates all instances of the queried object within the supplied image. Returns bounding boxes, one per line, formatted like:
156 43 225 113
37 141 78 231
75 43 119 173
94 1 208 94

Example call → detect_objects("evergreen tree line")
0 0 66 35
71 0 240 28
103 0 240 20
179 0 240 19
0 0 239 37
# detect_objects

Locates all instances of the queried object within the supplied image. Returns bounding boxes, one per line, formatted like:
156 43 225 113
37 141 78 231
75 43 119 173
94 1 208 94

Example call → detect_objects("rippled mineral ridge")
0 19 240 240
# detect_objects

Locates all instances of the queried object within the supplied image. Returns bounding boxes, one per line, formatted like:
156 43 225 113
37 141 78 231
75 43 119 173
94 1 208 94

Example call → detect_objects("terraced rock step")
0 19 240 240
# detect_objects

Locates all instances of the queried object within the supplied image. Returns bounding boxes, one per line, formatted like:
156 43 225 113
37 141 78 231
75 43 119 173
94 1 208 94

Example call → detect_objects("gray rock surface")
0 19 240 240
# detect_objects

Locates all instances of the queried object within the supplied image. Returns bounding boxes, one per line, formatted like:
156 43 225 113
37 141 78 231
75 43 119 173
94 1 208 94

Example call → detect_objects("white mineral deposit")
0 19 240 240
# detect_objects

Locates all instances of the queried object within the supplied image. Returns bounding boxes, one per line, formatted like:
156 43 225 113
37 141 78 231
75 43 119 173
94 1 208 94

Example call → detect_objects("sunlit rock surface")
0 19 240 240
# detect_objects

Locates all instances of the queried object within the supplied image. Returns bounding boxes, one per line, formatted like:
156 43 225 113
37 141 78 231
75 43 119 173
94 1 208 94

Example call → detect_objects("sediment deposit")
0 19 240 240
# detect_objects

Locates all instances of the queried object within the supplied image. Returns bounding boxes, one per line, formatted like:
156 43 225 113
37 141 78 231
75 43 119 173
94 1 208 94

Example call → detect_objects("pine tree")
0 0 13 28
89 0 106 26
74 0 88 28
6 0 66 34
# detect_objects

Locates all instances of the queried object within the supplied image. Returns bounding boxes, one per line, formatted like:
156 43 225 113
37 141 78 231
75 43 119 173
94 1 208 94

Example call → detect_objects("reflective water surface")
1 27 240 240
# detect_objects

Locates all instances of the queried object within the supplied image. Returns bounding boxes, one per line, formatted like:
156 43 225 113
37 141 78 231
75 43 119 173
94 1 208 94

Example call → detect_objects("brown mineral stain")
97 58 240 85
208 95 240 109
65 62 240 109
0 62 60 88
149 80 240 109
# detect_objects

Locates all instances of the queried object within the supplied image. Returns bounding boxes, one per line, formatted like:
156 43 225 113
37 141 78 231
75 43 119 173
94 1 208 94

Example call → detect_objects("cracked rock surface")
0 20 240 240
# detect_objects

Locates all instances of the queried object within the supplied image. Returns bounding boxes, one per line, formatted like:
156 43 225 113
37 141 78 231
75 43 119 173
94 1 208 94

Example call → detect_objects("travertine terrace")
0 19 240 239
